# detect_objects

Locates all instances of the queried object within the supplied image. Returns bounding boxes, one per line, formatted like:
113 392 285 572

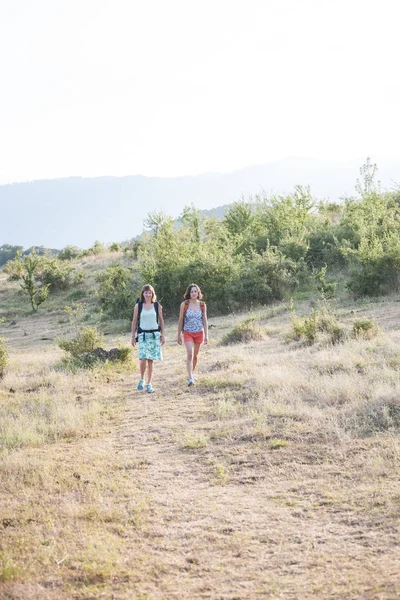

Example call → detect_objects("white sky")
1 0 399 183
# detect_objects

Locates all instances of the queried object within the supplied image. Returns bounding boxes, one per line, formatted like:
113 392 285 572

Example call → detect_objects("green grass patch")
180 433 209 450
221 316 265 345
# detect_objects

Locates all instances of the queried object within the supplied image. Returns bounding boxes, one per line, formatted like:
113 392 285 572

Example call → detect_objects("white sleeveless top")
139 305 158 330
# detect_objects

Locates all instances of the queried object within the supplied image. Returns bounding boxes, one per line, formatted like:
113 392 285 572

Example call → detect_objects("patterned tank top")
184 306 204 333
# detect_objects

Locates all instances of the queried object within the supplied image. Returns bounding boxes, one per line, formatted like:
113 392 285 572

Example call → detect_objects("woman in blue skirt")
131 284 165 393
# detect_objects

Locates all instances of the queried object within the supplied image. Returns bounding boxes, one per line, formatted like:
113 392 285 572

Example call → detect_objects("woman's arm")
131 304 139 347
203 304 209 344
177 302 185 345
158 303 166 345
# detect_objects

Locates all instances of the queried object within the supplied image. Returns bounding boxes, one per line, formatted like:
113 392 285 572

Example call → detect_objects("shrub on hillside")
72 270 86 285
96 265 137 320
109 242 123 252
345 232 400 297
290 302 344 345
179 252 240 314
229 248 298 307
37 257 75 291
139 217 240 314
291 311 318 344
306 203 346 269
0 337 8 379
4 251 75 301
344 395 400 436
312 265 337 299
0 245 23 268
58 246 83 261
3 251 23 280
351 318 379 339
58 326 104 357
85 240 106 255
221 317 265 345
73 345 132 369
58 327 131 369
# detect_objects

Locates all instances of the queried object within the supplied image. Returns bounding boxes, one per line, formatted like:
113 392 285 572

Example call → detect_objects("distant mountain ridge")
1 158 399 249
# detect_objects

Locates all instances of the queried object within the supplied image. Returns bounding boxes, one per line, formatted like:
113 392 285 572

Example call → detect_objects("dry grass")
1 292 400 598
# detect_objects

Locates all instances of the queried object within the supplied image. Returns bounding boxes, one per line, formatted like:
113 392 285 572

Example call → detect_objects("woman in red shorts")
177 283 208 386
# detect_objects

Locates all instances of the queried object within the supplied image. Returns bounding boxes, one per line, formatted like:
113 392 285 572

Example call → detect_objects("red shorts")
183 330 204 344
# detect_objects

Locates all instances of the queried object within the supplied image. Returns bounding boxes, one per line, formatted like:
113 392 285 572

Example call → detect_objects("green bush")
291 311 318 344
96 265 137 320
73 346 132 369
87 240 105 255
73 270 86 285
346 232 400 297
312 265 337 299
0 338 8 379
345 395 400 436
290 302 344 345
179 251 241 314
4 251 74 299
0 245 23 267
221 316 265 345
255 186 315 248
109 242 123 252
351 318 379 339
3 251 23 280
37 257 75 291
58 326 104 357
59 330 132 369
58 246 83 261
306 203 346 269
229 248 298 308
134 175 400 315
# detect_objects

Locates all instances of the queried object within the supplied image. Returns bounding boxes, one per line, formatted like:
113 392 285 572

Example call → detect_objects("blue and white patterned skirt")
138 331 162 361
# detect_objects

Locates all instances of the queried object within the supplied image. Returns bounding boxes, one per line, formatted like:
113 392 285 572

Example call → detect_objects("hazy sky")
1 0 399 184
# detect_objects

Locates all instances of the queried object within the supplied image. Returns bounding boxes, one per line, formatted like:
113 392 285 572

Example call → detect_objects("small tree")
180 204 202 244
143 211 173 237
223 199 254 237
19 251 51 311
312 265 337 299
355 157 380 198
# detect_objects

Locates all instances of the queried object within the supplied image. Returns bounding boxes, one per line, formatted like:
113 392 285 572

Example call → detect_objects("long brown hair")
184 283 203 300
140 284 156 303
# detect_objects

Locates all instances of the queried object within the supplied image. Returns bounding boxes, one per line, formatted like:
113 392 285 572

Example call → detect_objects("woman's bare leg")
184 341 194 379
147 360 154 384
140 359 146 380
193 342 201 372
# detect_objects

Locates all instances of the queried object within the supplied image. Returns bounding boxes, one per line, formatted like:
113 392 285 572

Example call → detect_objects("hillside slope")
1 288 400 598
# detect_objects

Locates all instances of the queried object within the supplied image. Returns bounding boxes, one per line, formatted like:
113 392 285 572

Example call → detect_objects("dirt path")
107 346 400 599
1 313 400 599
